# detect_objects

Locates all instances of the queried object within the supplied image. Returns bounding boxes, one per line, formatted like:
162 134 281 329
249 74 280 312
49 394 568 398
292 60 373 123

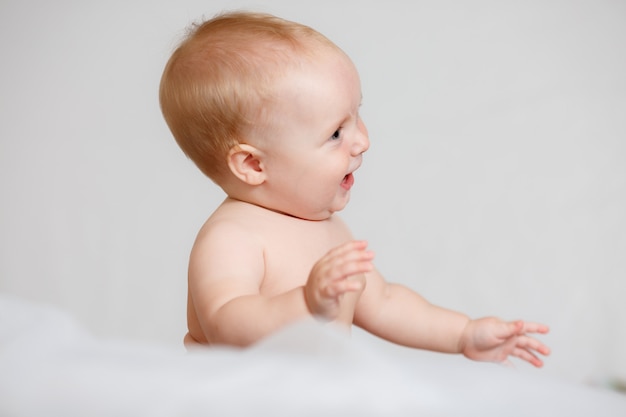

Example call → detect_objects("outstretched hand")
459 317 550 367
304 240 374 320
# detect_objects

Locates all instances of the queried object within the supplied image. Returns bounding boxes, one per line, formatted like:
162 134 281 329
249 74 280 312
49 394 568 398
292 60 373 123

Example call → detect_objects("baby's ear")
227 144 266 185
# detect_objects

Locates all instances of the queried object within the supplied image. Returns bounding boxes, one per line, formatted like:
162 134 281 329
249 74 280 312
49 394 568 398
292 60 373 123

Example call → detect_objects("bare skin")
185 201 550 367
181 35 550 367
185 198 365 347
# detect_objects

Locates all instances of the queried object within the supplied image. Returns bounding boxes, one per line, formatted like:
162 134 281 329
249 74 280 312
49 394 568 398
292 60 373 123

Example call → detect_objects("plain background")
1 0 624 385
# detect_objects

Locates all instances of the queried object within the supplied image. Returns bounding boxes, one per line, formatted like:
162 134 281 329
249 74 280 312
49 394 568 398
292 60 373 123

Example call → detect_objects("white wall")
1 0 624 385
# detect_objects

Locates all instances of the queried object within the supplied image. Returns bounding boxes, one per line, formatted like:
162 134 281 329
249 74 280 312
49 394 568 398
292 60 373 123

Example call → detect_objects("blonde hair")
159 11 338 182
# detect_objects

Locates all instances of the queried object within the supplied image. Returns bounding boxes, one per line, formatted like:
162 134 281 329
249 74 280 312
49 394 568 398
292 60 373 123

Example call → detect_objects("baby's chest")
259 233 345 295
252 214 353 295
260 243 325 294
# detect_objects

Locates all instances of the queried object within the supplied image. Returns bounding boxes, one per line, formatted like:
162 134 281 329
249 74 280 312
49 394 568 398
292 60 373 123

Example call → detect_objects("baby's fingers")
327 241 374 264
323 277 365 298
518 321 550 335
517 335 551 356
327 240 370 256
328 257 374 282
512 347 544 368
512 335 551 368
322 243 374 281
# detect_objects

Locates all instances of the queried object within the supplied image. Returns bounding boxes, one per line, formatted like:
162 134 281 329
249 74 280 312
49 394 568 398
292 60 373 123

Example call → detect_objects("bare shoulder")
185 200 272 344
187 200 269 322
189 198 356 289
190 200 266 280
193 206 261 253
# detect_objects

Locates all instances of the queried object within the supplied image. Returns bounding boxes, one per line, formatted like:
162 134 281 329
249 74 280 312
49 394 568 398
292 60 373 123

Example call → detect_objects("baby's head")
160 11 346 184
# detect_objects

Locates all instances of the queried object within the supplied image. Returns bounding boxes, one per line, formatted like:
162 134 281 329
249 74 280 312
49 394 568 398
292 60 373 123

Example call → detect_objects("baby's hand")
460 318 550 367
304 240 374 320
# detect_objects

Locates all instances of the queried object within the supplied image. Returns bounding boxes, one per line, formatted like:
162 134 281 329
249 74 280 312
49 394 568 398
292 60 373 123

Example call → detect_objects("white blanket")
1 294 625 417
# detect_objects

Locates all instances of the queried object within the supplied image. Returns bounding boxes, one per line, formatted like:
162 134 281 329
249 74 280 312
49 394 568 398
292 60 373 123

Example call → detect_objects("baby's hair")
159 11 338 182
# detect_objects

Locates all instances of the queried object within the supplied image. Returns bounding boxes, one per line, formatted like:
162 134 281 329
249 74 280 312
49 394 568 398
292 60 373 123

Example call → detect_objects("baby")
159 11 550 367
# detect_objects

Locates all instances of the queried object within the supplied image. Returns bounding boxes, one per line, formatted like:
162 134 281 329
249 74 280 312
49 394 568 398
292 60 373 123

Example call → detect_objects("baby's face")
256 47 370 220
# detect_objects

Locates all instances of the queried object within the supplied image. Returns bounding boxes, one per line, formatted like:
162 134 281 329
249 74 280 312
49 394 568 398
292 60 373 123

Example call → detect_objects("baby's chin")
288 211 335 222
303 204 350 221
265 196 350 221
285 206 344 222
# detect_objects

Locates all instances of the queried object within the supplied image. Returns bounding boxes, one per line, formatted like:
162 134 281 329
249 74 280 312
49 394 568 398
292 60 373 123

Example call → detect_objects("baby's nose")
352 118 370 155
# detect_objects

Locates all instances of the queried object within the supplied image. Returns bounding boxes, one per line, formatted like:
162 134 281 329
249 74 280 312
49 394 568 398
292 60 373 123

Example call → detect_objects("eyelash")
330 106 362 141
330 128 342 140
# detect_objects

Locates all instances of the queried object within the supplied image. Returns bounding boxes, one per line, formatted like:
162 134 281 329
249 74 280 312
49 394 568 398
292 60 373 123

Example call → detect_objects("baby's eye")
330 128 342 140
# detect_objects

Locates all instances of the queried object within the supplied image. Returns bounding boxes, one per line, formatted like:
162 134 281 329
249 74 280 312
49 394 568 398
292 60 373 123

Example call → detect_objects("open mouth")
341 173 354 190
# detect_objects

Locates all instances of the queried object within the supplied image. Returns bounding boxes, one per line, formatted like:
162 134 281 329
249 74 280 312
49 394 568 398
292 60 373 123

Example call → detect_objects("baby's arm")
354 275 470 352
188 221 304 346
354 270 550 367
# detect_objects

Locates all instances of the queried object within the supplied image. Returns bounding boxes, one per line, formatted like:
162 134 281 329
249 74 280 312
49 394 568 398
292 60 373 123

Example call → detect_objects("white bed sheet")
1 294 625 417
